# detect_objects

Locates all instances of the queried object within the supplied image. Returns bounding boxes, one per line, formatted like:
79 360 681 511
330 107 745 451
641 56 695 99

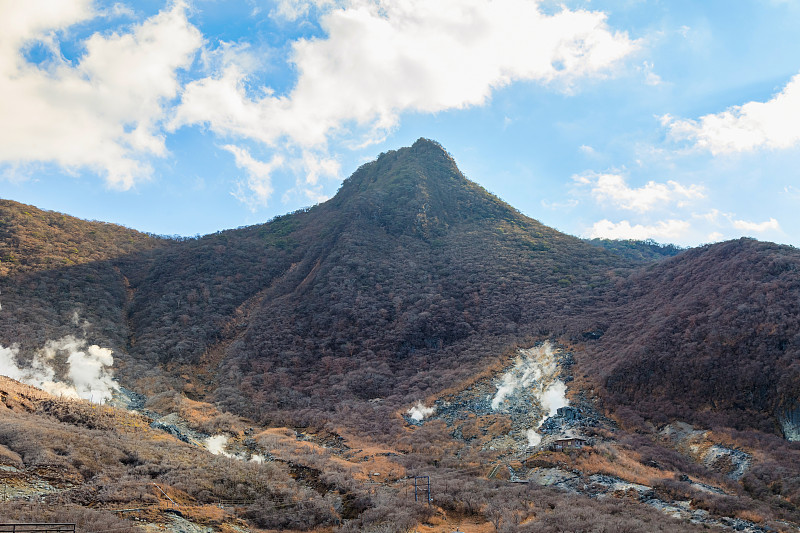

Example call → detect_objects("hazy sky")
2 0 799 246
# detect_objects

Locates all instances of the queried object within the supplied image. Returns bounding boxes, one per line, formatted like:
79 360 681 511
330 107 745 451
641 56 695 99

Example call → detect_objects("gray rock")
779 405 800 442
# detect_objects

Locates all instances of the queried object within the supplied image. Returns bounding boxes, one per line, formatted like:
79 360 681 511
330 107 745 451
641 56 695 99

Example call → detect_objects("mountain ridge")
1 139 800 531
2 140 798 436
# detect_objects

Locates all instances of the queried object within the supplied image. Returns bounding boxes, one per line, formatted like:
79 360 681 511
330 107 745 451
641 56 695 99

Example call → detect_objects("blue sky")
2 0 799 246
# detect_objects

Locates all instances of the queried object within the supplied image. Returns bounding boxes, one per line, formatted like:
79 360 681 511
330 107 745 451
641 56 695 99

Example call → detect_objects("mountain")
0 139 620 416
0 198 163 277
0 199 166 353
580 238 800 433
192 139 630 422
2 138 798 441
1 139 800 531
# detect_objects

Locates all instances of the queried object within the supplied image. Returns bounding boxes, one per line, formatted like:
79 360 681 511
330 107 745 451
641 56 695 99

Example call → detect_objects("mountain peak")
330 138 518 238
408 136 453 157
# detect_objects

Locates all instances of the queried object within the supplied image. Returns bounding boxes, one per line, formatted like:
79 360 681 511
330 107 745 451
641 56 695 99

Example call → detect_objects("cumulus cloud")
224 144 284 210
172 0 637 151
299 151 340 187
664 73 800 154
732 217 780 233
589 219 690 240
693 210 781 238
272 0 338 21
2 0 636 208
276 150 340 206
575 171 704 213
0 1 202 188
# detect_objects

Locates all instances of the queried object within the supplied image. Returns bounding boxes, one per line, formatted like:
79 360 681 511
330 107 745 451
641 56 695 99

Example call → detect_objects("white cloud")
224 145 284 210
696 209 721 224
299 151 340 187
682 211 783 242
589 219 690 240
272 0 338 21
0 1 202 189
279 151 339 205
172 0 637 151
197 39 263 77
575 171 704 213
638 60 661 86
783 185 800 199
226 145 338 207
0 0 94 51
664 73 800 154
732 217 780 233
541 198 579 210
105 3 136 18
1 0 636 210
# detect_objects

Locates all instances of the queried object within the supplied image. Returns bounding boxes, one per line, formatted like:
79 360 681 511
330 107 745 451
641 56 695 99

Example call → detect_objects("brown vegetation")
2 139 800 530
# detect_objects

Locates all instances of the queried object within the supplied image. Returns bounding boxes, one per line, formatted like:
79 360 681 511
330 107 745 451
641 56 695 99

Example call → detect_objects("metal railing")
0 525 76 533
151 483 178 510
215 499 255 507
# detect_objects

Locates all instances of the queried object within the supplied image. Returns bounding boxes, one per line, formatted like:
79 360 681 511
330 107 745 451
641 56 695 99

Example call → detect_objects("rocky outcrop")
660 423 751 480
779 405 800 442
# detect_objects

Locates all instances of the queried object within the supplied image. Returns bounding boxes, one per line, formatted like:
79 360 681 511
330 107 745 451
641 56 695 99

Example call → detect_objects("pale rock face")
779 406 800 442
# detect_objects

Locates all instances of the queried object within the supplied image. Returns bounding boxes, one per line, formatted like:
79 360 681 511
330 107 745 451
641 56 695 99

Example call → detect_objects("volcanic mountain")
2 138 799 434
1 138 800 531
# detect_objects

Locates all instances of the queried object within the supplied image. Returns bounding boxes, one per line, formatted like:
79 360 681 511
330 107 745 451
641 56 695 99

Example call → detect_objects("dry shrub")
178 397 244 434
691 493 745 518
524 489 711 533
571 443 664 487
143 390 182 413
179 503 228 525
736 509 764 523
0 443 23 466
0 501 138 532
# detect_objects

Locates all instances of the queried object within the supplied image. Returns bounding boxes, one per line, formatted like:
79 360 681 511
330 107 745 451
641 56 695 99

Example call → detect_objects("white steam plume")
541 381 569 418
490 342 569 447
407 400 435 421
205 435 234 458
526 428 542 447
0 335 119 403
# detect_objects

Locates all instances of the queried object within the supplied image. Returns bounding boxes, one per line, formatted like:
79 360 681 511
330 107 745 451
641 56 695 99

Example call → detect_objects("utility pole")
413 476 430 505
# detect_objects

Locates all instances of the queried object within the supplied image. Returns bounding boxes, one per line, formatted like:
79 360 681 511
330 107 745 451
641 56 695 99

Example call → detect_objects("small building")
550 437 587 451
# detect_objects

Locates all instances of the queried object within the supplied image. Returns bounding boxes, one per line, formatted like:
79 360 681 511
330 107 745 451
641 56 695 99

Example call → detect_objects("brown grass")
571 443 666 487
735 509 764 523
